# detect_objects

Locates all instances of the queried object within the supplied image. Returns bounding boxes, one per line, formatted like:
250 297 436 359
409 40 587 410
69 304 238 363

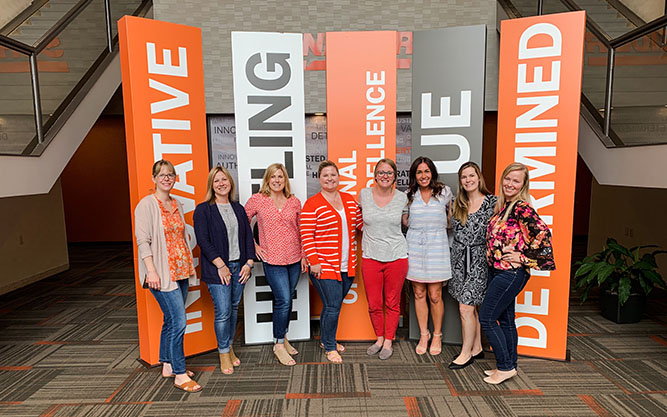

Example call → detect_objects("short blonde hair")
152 159 175 177
205 166 236 203
258 163 292 198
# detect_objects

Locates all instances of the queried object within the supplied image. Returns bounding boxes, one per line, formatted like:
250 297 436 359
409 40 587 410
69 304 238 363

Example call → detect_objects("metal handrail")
0 0 50 37
34 0 94 54
528 0 667 144
0 34 35 55
0 0 150 155
610 14 667 47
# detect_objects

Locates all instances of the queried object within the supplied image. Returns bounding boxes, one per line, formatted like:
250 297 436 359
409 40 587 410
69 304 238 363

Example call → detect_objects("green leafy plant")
574 238 666 305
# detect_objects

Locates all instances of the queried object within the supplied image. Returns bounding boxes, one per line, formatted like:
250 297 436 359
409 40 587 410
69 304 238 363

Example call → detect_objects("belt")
454 239 486 278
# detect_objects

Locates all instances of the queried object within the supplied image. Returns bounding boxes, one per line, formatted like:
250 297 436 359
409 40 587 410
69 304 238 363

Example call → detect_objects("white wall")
0 0 33 28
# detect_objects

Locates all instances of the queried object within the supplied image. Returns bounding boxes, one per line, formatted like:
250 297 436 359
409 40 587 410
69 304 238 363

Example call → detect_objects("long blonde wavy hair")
495 162 532 222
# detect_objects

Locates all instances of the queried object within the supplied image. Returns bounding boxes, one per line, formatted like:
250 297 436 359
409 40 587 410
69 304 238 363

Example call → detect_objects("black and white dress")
448 194 497 306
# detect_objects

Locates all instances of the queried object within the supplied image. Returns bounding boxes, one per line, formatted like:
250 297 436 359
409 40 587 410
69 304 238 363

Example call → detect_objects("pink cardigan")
134 194 195 292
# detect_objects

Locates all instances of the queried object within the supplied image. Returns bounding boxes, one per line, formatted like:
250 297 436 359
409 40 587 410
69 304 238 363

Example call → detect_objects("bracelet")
245 262 254 269
217 265 227 270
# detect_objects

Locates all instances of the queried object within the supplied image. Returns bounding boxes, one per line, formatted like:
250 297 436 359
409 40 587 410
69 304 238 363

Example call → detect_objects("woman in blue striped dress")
402 157 453 356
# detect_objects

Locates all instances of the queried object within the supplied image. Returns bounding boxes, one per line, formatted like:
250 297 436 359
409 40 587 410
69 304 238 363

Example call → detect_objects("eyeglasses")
157 173 176 180
376 171 395 177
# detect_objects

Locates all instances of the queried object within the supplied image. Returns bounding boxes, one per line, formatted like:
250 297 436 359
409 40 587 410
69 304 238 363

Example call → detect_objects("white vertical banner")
231 31 310 344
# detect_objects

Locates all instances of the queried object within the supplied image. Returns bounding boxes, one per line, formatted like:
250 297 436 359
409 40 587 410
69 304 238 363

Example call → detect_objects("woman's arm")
134 199 161 289
517 202 555 270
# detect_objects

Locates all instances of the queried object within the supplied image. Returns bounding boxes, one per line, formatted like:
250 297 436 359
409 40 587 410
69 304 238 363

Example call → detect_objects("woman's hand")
255 243 267 261
501 250 523 267
310 263 322 278
300 258 308 274
146 270 161 291
239 263 253 283
217 265 231 285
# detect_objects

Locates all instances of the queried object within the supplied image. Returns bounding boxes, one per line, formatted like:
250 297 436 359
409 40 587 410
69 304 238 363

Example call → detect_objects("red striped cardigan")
299 192 361 280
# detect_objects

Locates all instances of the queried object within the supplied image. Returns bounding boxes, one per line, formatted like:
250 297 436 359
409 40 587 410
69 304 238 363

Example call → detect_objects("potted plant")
573 238 666 323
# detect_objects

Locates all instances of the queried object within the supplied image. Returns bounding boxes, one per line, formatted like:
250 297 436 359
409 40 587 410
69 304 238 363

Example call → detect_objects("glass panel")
510 0 539 17
581 0 639 40
0 50 37 155
8 0 80 47
541 0 570 15
110 0 145 39
610 27 667 146
581 27 609 117
37 0 107 122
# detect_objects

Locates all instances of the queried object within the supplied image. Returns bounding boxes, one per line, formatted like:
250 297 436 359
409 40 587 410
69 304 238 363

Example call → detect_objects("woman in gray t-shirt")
360 158 408 360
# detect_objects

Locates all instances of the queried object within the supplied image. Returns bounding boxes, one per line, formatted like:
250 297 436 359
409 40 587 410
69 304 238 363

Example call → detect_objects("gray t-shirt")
217 203 240 261
359 187 408 262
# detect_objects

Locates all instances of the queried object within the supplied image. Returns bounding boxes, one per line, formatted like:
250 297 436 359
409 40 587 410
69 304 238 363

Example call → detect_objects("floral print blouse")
486 200 555 271
157 197 195 281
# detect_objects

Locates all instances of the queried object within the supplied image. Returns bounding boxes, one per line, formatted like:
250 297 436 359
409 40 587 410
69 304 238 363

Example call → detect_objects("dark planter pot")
599 290 646 324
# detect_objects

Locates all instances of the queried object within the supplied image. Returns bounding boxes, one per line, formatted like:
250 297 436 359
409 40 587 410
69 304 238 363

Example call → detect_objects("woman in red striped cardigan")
300 160 361 364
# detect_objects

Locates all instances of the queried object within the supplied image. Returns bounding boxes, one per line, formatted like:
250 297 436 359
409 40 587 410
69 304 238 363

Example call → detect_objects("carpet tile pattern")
0 243 665 416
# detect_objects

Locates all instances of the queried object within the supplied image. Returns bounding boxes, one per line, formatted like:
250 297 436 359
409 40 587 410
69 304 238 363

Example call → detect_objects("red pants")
361 257 408 340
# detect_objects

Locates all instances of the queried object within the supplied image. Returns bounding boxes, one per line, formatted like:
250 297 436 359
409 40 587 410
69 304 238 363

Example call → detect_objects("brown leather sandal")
174 379 202 393
326 350 343 363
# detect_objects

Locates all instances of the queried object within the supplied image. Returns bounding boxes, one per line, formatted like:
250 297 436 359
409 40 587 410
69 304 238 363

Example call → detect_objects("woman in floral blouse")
480 162 555 385
134 160 201 393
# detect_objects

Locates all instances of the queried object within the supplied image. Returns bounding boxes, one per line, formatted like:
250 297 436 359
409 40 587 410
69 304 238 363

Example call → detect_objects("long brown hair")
452 161 490 225
205 166 236 203
406 156 444 204
495 162 531 222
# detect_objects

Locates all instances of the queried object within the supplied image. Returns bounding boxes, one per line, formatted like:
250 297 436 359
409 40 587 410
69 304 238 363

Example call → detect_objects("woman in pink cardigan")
134 160 201 393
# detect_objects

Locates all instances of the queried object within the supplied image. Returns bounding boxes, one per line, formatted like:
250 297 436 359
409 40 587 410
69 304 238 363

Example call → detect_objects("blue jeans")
309 272 354 352
149 278 189 374
206 261 244 354
479 268 529 371
264 261 301 343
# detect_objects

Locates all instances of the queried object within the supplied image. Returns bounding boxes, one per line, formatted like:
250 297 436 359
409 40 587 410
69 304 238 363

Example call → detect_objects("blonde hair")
258 163 292 198
152 159 175 177
495 162 531 222
205 166 236 203
452 161 490 225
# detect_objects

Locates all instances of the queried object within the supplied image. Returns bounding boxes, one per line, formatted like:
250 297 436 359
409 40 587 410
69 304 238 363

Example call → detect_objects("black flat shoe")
448 356 474 370
472 351 485 360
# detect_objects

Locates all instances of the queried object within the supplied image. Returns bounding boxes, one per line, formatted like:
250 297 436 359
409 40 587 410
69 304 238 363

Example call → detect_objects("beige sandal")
320 342 346 353
284 339 298 355
273 345 296 366
416 331 431 355
219 353 234 375
229 346 240 367
430 333 442 355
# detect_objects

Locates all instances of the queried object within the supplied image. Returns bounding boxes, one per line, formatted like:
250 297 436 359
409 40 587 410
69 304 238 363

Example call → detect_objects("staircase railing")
0 0 152 156
499 0 667 148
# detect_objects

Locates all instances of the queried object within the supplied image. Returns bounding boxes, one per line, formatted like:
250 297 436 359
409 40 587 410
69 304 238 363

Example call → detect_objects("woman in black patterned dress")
447 162 496 370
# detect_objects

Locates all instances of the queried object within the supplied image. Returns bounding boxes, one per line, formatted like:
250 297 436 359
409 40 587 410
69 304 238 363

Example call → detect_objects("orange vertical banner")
495 11 586 360
119 16 216 364
323 31 397 340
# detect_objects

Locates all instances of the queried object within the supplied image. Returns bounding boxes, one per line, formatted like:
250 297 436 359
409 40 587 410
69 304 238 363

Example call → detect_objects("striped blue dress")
405 187 453 283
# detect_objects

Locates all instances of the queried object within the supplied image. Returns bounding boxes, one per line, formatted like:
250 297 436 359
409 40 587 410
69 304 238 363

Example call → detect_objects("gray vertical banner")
410 25 486 345
411 25 486 190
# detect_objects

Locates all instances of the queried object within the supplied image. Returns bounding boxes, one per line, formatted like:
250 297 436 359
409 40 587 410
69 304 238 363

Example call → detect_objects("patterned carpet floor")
0 243 665 416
